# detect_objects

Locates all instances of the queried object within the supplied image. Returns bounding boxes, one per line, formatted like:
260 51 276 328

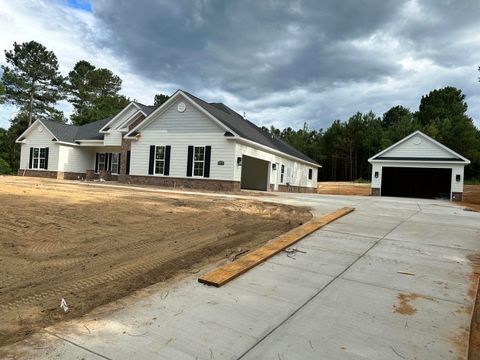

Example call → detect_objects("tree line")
0 40 479 181
265 86 480 181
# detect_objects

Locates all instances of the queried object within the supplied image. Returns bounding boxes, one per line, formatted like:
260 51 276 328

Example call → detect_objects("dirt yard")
317 182 371 196
461 185 480 212
0 176 311 347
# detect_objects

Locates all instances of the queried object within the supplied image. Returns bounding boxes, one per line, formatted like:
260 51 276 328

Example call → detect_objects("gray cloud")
89 0 480 129
1 0 479 130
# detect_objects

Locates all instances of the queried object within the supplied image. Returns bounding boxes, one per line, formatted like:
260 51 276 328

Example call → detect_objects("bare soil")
468 253 480 360
0 176 311 347
461 185 480 212
317 182 371 196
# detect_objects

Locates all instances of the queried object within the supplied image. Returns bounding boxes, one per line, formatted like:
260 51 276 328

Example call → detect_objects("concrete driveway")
3 191 480 360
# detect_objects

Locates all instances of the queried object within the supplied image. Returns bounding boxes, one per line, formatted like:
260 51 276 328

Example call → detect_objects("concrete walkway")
4 192 480 360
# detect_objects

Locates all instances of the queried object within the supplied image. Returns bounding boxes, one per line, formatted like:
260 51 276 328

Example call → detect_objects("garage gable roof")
369 131 470 164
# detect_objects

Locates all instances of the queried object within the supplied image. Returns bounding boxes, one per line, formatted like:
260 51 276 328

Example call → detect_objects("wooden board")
198 207 355 287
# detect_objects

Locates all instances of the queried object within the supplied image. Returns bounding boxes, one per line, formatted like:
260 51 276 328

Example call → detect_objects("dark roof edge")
375 156 463 161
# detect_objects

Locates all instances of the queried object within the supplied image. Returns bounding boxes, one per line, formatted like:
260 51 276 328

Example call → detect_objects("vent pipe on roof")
243 112 246 120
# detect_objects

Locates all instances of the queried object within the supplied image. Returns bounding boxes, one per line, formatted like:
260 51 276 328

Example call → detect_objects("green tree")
67 61 129 125
417 87 468 127
67 60 96 122
382 105 419 143
0 157 12 174
382 105 412 128
154 94 170 106
0 78 5 103
2 41 65 126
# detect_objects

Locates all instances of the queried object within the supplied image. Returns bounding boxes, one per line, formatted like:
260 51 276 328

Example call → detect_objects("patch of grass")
465 179 480 185
353 178 371 184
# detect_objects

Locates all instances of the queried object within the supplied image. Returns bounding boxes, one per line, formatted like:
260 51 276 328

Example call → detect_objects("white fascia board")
125 90 239 138
232 137 321 168
117 111 146 132
99 102 142 133
368 131 420 161
15 119 59 143
368 159 470 165
57 140 79 146
368 130 470 163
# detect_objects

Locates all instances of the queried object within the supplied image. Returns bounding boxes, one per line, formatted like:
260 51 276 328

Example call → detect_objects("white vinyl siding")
19 122 59 171
103 131 124 146
234 142 318 188
58 145 95 173
381 135 453 158
103 104 140 146
130 99 235 180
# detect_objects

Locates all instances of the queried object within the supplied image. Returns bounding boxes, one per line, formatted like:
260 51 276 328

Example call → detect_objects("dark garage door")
241 155 269 191
381 167 451 199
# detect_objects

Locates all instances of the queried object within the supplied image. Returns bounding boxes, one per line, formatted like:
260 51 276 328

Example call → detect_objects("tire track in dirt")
0 227 260 312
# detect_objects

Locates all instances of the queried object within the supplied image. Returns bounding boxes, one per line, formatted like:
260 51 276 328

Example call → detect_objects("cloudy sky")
0 0 479 130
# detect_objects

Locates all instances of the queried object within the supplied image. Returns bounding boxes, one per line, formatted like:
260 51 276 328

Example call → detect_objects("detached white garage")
368 131 470 201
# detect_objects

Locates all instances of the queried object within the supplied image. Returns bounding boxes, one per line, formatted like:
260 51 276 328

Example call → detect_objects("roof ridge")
181 90 318 165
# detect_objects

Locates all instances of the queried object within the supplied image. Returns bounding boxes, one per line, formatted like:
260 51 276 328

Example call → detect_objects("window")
98 153 106 172
308 168 313 180
32 147 47 169
280 164 285 183
111 153 119 174
155 146 166 175
193 146 205 177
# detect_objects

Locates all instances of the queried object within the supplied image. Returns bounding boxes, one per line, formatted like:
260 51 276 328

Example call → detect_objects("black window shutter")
164 146 171 176
44 147 49 170
148 145 155 175
29 147 33 169
108 153 112 171
204 146 211 178
126 151 131 175
186 146 194 177
118 153 121 174
95 153 99 173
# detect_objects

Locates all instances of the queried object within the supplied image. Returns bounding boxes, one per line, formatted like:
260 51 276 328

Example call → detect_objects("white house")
368 131 470 201
16 90 320 192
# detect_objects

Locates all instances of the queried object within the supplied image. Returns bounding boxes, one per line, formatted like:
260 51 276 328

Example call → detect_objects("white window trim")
193 146 206 178
154 146 166 175
32 147 46 170
111 153 120 175
280 164 285 183
97 153 107 174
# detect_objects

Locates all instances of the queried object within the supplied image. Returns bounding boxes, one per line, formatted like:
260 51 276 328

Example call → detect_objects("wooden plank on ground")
198 206 355 287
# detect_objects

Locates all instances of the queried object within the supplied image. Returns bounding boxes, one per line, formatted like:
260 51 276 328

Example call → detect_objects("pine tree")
2 41 65 126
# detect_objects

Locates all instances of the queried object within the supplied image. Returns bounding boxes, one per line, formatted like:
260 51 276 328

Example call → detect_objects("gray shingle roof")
134 102 158 116
41 117 112 143
41 120 78 143
75 117 112 140
182 91 318 165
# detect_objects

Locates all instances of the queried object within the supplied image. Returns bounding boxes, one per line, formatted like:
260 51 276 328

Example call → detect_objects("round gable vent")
38 127 43 133
413 136 422 145
177 102 186 113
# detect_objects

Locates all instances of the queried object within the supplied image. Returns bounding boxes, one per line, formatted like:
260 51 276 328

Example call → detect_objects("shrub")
0 158 12 174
